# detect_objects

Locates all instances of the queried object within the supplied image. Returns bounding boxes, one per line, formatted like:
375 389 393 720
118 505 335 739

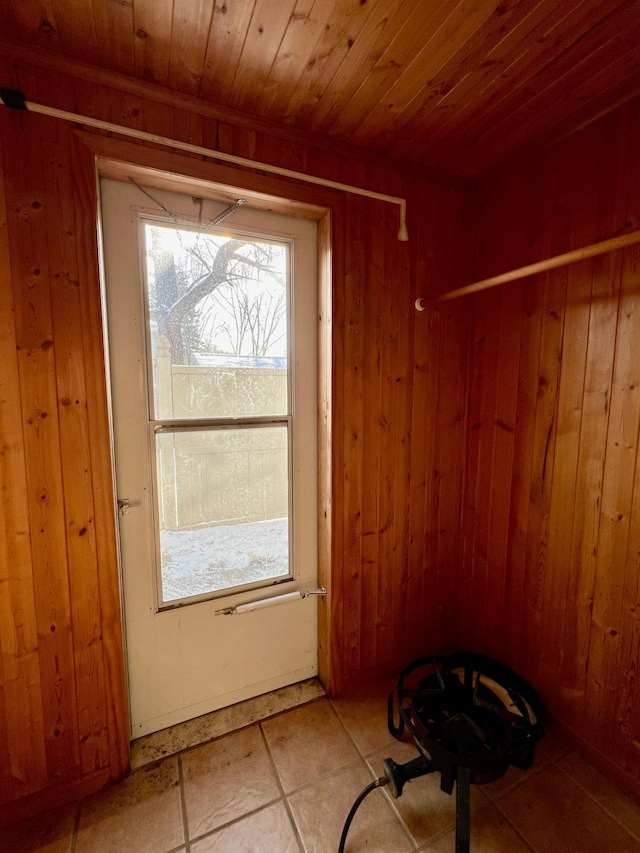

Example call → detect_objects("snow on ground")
160 517 289 601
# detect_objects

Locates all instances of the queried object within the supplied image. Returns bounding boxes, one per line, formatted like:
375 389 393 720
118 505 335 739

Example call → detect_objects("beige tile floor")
5 678 640 852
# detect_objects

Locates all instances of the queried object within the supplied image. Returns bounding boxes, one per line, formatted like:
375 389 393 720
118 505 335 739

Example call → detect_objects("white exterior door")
100 178 318 737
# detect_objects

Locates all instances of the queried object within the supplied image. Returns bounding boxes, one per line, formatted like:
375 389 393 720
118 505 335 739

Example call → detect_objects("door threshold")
130 677 325 769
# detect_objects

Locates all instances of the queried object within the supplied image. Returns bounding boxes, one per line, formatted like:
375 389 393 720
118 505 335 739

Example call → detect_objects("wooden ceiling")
2 0 640 176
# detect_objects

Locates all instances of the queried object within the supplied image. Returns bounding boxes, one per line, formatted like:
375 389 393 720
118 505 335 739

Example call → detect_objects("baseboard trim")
0 767 115 828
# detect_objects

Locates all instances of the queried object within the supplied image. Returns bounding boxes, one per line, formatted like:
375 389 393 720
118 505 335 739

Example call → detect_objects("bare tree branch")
149 228 286 363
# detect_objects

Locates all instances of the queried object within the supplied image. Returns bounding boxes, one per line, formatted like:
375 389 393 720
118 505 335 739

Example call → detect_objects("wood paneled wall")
0 53 476 812
463 97 640 797
0 91 129 816
329 175 475 691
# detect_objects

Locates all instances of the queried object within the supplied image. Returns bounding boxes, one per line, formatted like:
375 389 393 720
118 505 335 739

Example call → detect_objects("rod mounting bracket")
0 89 27 110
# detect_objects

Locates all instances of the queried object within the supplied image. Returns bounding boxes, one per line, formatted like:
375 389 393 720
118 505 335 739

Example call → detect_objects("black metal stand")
382 652 546 853
455 766 471 853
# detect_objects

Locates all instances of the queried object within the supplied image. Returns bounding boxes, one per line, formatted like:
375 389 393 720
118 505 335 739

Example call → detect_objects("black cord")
338 776 389 853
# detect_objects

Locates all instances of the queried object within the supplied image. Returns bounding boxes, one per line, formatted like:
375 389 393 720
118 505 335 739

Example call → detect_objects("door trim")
87 133 338 710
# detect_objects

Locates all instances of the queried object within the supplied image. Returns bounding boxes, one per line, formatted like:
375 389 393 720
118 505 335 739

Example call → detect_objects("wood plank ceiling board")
1 0 640 176
133 0 175 86
255 0 344 121
45 0 98 63
403 4 606 165
468 47 640 176
199 0 258 105
379 0 582 162
168 0 216 95
280 0 381 129
226 0 300 114
88 0 135 77
2 0 61 51
430 0 640 172
299 0 413 135
346 0 511 148
323 0 502 141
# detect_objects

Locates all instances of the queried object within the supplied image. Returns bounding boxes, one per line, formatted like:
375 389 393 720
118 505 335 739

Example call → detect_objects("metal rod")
1 96 409 241
416 227 640 308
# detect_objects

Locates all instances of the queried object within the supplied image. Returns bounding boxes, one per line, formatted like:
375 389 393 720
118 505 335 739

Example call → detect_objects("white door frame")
99 174 323 737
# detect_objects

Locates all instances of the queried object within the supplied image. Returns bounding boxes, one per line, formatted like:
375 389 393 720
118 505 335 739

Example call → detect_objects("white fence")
155 340 288 531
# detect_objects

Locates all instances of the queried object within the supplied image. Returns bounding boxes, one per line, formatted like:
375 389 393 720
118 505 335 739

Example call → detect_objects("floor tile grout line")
186 797 283 846
177 753 191 852
328 697 506 848
481 759 550 804
131 692 327 771
547 745 572 764
326 697 372 763
326 696 408 778
373 770 496 853
260 702 414 851
410 747 563 851
277 695 574 851
327 698 420 850
258 722 307 853
554 760 640 844
277 754 374 798
375 786 422 851
491 798 539 852
330 693 556 852
368 777 420 851
329 695 496 850
413 812 476 853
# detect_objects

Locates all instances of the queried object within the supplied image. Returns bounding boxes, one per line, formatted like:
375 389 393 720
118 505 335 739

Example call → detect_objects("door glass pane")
155 425 290 604
144 223 288 419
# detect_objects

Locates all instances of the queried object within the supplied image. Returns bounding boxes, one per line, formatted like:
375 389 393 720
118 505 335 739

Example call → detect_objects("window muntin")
141 220 294 607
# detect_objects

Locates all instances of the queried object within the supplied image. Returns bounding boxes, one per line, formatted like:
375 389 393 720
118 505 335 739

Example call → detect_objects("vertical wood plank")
543 124 601 708
462 100 640 799
505 275 545 673
615 459 640 778
588 245 640 752
558 253 618 696
383 174 410 663
407 176 435 653
376 197 398 667
434 301 466 645
43 117 110 774
0 121 48 804
359 198 384 672
2 108 81 784
483 282 522 647
560 111 629 699
71 133 129 778
341 189 364 678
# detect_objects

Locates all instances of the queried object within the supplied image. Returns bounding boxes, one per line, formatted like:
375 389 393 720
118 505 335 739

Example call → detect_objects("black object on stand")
339 652 544 853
